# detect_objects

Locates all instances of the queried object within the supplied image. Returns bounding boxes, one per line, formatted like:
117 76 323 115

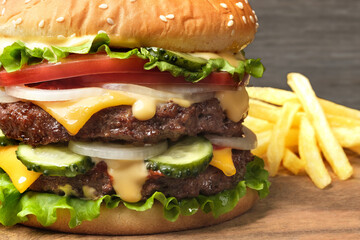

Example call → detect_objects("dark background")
246 0 360 109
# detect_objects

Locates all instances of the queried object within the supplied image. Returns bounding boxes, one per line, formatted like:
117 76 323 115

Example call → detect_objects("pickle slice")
146 136 213 178
16 144 93 177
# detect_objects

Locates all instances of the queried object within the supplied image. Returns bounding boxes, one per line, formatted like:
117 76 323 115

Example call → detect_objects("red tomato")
0 54 237 87
212 144 228 150
147 170 165 179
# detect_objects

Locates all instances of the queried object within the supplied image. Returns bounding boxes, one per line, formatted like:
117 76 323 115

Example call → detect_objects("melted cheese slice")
210 148 236 176
33 90 194 136
34 91 136 135
33 88 247 137
97 159 148 203
0 146 41 193
216 87 249 123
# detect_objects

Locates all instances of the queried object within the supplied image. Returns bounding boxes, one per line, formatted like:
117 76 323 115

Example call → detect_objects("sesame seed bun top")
0 0 258 52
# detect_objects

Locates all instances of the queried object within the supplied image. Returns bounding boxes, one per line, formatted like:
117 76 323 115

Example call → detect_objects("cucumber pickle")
145 47 208 71
0 129 17 146
146 136 213 178
16 144 94 177
16 136 214 179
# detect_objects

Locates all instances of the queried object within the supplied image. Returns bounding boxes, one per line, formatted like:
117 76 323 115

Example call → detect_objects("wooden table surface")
1 0 360 239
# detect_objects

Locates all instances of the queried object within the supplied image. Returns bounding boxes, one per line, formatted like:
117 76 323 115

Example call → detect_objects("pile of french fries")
245 73 360 189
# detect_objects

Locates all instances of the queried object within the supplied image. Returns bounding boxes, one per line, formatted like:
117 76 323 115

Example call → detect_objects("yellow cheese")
32 88 247 137
103 159 148 203
210 148 236 176
0 146 41 193
215 87 249 122
34 91 136 135
33 89 194 136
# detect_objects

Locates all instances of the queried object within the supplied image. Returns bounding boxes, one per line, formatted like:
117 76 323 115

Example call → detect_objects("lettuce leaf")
0 33 264 82
0 157 270 228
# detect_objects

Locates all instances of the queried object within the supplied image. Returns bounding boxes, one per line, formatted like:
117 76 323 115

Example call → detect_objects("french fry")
248 99 281 122
247 86 360 120
288 73 353 180
250 128 298 157
332 127 360 148
286 145 299 155
248 99 303 127
299 116 331 189
243 116 274 133
246 87 297 105
327 115 360 128
266 101 301 176
283 148 305 175
252 131 271 157
350 146 360 155
285 128 299 147
319 98 360 120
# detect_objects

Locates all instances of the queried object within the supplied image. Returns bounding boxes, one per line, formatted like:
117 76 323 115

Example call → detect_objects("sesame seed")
236 2 243 9
159 15 167 22
254 14 258 22
242 16 247 24
25 0 31 3
70 33 76 38
229 15 234 20
220 3 228 9
227 20 234 27
231 29 235 36
98 30 107 34
249 15 255 23
256 22 259 28
38 19 44 28
166 14 174 19
1 0 5 5
14 17 22 25
130 0 136 2
245 0 248 4
107 17 114 25
1 8 4 16
56 17 64 23
57 35 65 39
98 3 108 9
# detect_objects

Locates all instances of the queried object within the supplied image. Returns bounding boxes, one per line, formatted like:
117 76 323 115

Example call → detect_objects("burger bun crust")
0 0 258 52
22 188 258 235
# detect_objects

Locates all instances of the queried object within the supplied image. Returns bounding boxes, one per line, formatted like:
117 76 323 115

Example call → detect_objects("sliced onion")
5 85 107 101
205 126 257 150
102 83 215 103
0 89 21 103
69 141 168 160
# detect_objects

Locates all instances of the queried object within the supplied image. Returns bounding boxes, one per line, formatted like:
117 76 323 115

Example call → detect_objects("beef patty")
0 98 244 146
29 150 253 200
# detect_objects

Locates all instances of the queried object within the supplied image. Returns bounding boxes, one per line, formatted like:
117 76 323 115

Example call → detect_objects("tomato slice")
212 144 228 150
0 53 237 87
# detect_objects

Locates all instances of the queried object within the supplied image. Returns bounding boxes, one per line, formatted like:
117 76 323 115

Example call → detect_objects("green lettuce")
0 33 264 82
0 157 269 228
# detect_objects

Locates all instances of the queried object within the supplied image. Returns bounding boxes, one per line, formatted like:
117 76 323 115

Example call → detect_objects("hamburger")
0 0 269 235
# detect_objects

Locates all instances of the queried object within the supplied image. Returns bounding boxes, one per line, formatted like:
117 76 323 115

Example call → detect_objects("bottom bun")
22 188 258 235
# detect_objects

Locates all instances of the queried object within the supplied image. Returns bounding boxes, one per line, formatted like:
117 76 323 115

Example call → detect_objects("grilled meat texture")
141 149 253 199
28 161 114 198
0 99 244 146
29 150 253 200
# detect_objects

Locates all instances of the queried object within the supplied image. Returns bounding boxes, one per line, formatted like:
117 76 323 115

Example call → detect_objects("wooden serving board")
1 151 359 239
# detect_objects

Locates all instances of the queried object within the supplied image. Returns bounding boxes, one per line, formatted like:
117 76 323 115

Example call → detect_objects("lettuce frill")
0 157 270 228
0 33 264 82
